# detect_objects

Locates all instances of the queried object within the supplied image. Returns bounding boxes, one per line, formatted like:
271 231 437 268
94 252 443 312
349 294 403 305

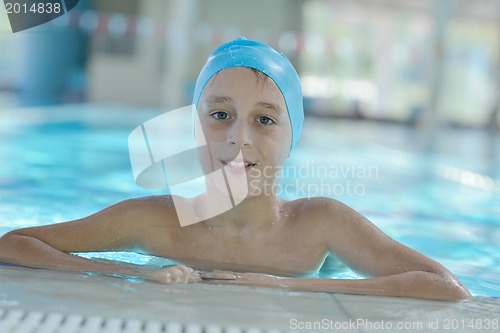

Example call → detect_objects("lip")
221 159 257 174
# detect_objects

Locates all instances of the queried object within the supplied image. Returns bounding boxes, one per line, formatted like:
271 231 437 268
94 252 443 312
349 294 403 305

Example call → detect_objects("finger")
200 278 251 286
188 271 202 283
174 266 194 283
169 266 187 276
171 266 197 284
201 270 240 280
177 265 194 275
199 279 236 285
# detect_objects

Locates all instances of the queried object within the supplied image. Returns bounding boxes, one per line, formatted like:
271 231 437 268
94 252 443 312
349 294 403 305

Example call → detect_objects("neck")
200 192 285 236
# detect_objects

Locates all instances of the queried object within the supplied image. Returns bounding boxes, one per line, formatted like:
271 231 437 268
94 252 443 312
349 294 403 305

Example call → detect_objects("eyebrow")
204 96 283 113
256 102 283 113
205 96 233 104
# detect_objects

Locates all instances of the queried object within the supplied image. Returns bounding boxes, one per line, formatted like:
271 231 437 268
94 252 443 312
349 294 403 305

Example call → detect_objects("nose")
226 120 252 147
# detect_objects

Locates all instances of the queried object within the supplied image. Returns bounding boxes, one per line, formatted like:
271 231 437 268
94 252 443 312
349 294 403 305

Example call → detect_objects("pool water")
0 105 498 297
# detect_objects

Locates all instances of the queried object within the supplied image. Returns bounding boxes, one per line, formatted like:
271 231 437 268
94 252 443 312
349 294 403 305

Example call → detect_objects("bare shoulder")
286 196 363 226
114 195 185 253
284 196 376 249
75 195 181 234
281 196 356 245
117 195 180 226
114 195 188 239
292 196 387 239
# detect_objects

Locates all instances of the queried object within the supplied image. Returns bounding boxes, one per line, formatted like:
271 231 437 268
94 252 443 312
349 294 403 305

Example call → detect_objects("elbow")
455 288 472 301
1 229 25 240
0 231 22 263
1 229 36 245
0 230 18 245
0 229 28 244
398 270 472 301
0 230 26 246
0 231 38 263
447 279 472 301
430 271 472 301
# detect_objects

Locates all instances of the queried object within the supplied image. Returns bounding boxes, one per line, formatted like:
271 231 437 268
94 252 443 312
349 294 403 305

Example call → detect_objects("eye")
257 115 275 125
211 111 230 121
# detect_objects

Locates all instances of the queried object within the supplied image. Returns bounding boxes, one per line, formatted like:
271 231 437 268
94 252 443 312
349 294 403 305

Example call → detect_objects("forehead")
200 67 286 107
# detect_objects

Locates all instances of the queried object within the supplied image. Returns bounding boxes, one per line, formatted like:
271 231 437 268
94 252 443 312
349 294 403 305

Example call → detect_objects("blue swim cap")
193 37 304 150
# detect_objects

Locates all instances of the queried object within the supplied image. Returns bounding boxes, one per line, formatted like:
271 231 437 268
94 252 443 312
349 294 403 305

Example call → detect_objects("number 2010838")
5 2 61 14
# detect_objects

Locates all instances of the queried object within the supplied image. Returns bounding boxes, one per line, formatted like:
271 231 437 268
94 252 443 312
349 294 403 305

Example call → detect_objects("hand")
144 265 201 284
200 270 284 288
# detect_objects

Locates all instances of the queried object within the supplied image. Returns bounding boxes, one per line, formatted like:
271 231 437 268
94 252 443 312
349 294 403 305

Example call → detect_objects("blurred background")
0 0 499 129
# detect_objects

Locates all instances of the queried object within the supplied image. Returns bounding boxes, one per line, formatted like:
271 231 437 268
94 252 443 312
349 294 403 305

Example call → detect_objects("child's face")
196 67 292 194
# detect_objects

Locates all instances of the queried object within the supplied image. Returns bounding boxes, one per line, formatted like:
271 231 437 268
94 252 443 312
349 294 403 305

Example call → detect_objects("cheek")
197 118 226 143
194 119 222 173
196 145 213 174
274 145 290 165
261 124 291 158
260 136 289 165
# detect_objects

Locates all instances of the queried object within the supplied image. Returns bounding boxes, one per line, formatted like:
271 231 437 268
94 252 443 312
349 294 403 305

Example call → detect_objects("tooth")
228 161 245 168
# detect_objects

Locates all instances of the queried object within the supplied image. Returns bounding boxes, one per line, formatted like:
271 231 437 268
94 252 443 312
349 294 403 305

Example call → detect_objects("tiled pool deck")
0 266 498 333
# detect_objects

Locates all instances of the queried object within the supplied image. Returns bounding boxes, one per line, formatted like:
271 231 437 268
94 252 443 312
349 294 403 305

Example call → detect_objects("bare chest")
152 227 327 276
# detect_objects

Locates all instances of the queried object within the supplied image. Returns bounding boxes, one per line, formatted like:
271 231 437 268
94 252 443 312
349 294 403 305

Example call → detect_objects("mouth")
221 159 257 173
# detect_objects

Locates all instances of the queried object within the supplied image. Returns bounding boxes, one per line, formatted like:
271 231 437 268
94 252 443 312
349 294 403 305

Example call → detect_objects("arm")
319 200 471 301
201 199 471 301
0 196 197 283
201 270 469 301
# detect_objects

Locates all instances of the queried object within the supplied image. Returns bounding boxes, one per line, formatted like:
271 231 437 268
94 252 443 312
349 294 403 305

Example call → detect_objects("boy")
0 38 470 301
